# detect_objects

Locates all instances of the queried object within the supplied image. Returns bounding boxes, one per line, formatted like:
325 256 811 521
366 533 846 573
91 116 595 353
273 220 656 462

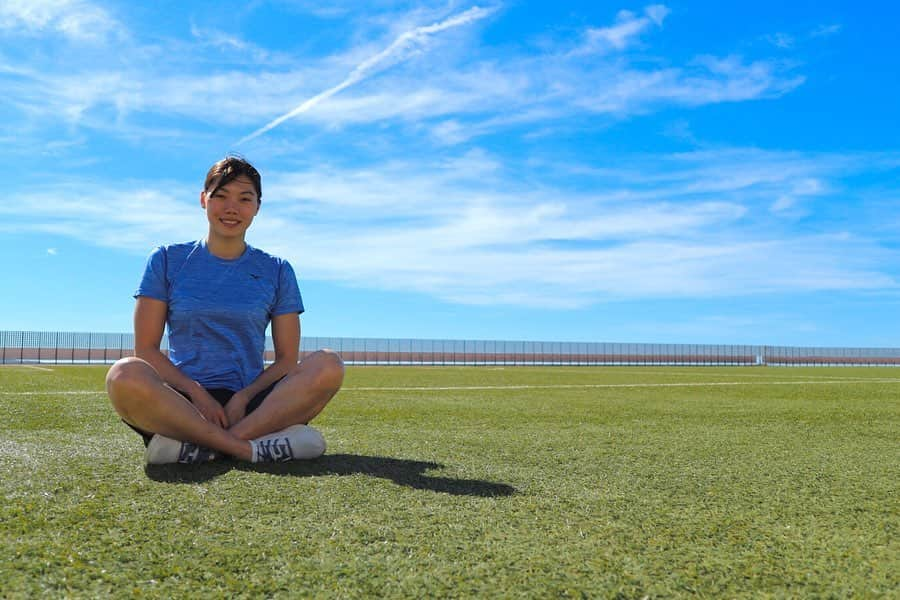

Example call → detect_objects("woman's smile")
201 175 260 248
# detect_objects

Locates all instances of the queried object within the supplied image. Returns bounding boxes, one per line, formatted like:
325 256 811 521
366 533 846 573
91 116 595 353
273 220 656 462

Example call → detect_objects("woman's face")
200 175 260 241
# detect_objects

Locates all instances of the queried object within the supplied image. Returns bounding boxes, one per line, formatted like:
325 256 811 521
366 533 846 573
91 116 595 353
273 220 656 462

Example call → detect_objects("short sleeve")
134 246 169 302
272 260 304 316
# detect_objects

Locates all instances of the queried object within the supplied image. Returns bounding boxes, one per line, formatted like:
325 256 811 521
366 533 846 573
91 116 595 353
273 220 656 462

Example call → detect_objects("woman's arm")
133 296 227 427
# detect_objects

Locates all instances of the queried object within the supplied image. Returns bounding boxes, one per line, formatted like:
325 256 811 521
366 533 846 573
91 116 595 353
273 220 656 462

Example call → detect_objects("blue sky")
2 0 898 346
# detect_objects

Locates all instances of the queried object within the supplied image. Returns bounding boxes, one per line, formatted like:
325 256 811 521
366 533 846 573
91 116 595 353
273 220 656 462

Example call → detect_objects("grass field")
1 365 898 598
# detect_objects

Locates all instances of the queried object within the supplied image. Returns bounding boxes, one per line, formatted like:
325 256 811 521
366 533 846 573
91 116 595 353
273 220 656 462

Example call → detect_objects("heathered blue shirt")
135 240 304 391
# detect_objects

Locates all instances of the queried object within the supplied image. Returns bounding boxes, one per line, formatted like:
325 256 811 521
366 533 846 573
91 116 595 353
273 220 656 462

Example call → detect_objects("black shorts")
126 378 283 446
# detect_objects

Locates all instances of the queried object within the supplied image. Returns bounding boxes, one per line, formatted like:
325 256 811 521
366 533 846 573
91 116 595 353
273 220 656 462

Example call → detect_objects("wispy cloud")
764 23 842 49
4 4 892 311
0 0 121 42
2 2 897 346
1 2 802 150
575 4 670 54
769 178 825 215
236 5 497 144
6 148 897 308
568 55 803 116
235 148 900 305
810 23 842 38
1 185 202 252
188 24 277 64
764 32 795 49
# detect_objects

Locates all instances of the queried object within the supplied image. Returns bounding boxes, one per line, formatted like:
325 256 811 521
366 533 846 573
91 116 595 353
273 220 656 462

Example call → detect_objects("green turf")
0 365 897 597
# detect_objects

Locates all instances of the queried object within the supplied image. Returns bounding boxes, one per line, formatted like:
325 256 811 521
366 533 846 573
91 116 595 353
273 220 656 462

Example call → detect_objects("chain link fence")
2 330 899 366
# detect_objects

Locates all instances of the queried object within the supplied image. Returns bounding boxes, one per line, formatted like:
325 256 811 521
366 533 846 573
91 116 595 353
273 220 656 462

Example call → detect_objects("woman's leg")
229 349 344 441
106 357 253 461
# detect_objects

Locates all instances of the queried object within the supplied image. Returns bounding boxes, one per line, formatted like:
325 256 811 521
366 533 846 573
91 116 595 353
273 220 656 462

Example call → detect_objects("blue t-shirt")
135 240 304 391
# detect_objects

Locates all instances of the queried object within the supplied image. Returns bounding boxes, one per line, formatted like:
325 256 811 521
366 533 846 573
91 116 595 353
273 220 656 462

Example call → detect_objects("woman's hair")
204 155 262 203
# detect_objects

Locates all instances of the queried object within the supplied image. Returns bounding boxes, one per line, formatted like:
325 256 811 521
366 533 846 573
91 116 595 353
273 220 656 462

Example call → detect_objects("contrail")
236 5 495 145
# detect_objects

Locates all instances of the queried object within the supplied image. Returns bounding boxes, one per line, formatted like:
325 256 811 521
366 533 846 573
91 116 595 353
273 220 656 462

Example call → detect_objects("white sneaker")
251 424 326 463
145 434 218 465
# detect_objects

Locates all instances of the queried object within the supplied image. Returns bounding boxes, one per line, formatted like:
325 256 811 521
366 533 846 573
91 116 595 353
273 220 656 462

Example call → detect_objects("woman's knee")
300 349 344 391
105 357 154 397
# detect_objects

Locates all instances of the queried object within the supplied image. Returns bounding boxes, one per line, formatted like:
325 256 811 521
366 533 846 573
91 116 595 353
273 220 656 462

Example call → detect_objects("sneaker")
251 424 326 463
145 434 218 465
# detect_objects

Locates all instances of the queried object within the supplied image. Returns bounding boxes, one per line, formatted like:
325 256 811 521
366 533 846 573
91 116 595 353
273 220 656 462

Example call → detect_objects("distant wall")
2 331 899 366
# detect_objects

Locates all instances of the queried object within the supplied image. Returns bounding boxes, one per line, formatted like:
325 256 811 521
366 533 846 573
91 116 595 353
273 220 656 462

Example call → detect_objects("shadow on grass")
146 453 517 497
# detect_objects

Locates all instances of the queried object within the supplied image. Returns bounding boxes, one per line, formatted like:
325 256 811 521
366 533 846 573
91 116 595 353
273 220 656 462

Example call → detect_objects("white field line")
0 365 55 372
0 390 105 396
343 379 900 391
3 378 900 397
618 369 898 381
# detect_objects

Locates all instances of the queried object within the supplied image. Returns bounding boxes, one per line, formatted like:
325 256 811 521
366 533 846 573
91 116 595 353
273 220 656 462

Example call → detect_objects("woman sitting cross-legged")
106 155 343 465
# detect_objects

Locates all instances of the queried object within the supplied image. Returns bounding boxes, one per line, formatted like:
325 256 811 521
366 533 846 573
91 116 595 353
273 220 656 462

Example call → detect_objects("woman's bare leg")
229 349 344 440
106 357 252 461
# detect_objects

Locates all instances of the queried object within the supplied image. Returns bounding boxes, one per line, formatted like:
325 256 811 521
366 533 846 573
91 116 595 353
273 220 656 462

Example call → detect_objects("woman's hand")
224 390 250 427
189 385 228 428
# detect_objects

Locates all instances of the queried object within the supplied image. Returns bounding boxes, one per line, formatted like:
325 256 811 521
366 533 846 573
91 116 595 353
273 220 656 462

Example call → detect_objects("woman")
106 156 343 465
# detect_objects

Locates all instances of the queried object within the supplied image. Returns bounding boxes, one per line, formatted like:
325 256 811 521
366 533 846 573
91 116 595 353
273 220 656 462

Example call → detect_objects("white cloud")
4 5 893 310
236 5 497 144
770 195 796 213
810 24 842 38
770 178 825 213
7 148 896 308
0 2 804 151
765 33 794 49
4 49 800 148
0 0 120 42
1 185 203 252
185 24 303 67
576 4 670 54
566 56 803 118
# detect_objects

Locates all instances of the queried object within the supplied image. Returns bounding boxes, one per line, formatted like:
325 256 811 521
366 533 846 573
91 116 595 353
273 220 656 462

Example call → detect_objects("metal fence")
1 330 899 366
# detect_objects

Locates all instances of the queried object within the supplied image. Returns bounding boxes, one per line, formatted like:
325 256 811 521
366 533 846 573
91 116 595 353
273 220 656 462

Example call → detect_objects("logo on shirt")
250 274 261 280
